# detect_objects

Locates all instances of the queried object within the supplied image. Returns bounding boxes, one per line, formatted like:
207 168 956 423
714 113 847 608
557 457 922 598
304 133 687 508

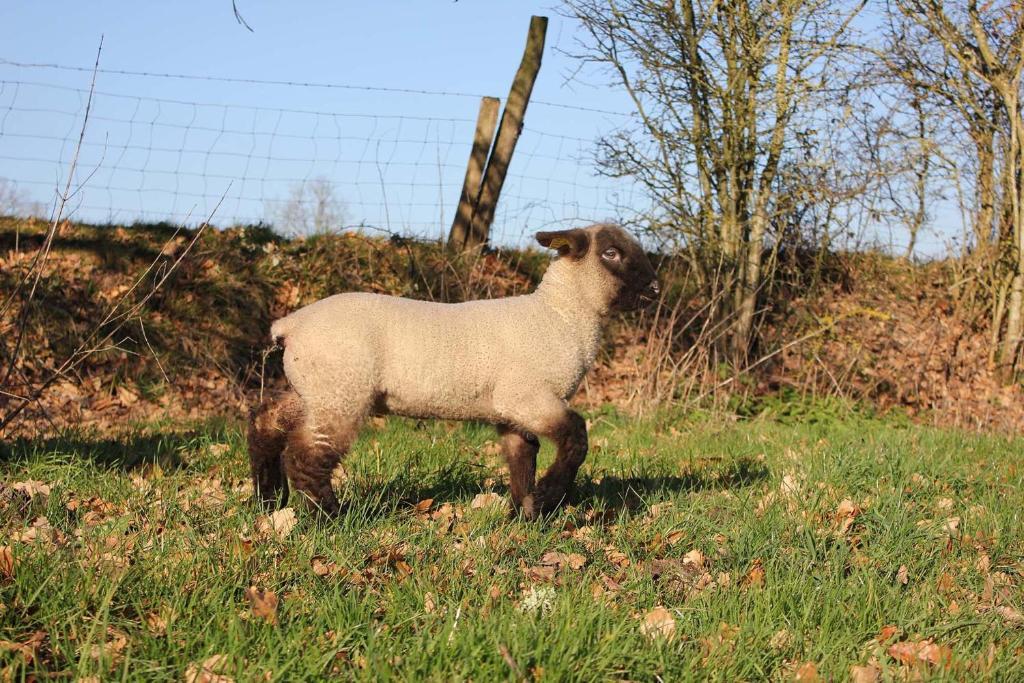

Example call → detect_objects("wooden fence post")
448 97 500 251
449 15 548 251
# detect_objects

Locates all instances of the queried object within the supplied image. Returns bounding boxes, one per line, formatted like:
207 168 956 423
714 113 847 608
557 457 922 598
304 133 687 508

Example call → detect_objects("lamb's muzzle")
248 223 657 519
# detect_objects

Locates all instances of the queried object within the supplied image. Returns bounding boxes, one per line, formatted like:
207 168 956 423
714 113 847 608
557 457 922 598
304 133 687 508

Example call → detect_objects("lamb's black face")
593 226 659 310
536 224 659 311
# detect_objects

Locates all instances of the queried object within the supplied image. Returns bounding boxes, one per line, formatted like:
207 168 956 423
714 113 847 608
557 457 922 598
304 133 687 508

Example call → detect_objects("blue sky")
0 1 955 254
0 1 645 245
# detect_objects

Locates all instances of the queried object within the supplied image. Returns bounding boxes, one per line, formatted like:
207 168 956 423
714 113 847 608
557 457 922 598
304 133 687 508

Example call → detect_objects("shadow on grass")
578 455 769 513
335 455 768 522
340 461 494 520
0 428 225 471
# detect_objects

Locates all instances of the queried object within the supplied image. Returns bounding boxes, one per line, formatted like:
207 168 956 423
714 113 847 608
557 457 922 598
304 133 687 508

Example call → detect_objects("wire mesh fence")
0 58 648 247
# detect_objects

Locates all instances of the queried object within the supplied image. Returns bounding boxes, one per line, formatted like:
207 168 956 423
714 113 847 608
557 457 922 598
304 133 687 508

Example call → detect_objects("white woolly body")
271 257 608 427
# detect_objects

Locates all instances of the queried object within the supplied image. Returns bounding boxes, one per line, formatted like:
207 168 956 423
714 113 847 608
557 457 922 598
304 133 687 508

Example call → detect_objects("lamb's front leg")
497 425 539 515
496 393 588 519
529 410 588 516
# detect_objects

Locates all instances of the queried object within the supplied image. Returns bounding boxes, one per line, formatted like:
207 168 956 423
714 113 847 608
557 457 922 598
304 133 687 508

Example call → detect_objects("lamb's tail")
247 389 302 509
269 315 292 347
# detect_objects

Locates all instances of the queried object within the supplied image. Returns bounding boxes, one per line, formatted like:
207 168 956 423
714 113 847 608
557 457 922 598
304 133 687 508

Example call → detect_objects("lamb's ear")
536 229 590 260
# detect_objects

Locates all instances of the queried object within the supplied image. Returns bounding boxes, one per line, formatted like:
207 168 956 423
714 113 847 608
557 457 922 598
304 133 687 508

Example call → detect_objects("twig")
137 317 170 384
232 0 254 32
497 643 526 682
684 315 850 409
258 341 281 404
0 37 103 388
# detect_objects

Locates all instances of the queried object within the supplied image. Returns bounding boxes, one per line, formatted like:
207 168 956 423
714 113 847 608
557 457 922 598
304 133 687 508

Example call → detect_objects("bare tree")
0 178 44 218
268 177 347 236
562 0 865 363
883 0 1024 380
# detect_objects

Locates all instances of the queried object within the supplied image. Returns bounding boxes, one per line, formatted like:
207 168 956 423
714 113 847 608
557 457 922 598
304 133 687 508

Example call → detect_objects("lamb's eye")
602 248 621 261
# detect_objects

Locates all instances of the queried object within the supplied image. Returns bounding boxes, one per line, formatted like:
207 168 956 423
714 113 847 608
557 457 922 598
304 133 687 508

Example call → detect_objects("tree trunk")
974 123 996 249
999 273 1023 381
997 96 1024 382
732 212 767 362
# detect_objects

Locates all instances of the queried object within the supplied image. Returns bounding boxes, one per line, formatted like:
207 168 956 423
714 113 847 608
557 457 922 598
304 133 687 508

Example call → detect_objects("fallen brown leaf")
0 630 45 663
665 530 685 546
896 565 909 586
743 559 765 588
0 546 14 580
780 473 801 496
648 502 672 518
604 547 630 568
769 629 791 650
470 492 503 510
849 663 881 683
12 516 62 546
888 639 952 668
244 587 279 625
523 564 557 582
185 654 234 683
996 605 1024 625
145 608 173 636
647 552 709 590
539 551 587 571
792 661 820 682
835 498 860 535
256 508 296 540
311 556 338 577
640 606 676 641
875 625 900 643
683 548 706 569
11 480 51 500
117 385 139 407
208 443 231 457
591 573 623 599
701 622 740 660
431 502 459 524
81 627 128 668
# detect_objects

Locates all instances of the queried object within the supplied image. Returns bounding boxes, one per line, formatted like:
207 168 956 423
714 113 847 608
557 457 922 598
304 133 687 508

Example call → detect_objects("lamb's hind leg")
283 408 363 516
248 390 302 510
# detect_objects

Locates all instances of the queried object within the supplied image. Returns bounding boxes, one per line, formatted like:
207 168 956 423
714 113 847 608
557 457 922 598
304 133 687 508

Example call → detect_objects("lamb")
248 223 658 519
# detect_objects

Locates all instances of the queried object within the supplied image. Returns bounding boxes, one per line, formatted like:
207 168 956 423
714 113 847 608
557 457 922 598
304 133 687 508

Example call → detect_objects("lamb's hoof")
254 496 278 513
515 488 567 521
513 494 540 520
298 492 345 520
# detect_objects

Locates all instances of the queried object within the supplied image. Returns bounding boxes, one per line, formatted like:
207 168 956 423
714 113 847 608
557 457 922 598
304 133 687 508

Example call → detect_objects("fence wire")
0 59 645 246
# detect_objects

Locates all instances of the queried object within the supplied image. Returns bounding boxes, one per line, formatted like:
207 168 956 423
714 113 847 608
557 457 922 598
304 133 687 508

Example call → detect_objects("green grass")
2 410 1023 681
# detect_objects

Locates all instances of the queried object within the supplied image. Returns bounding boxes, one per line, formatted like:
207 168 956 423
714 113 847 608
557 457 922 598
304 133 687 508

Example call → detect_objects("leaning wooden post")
464 15 548 250
448 97 500 251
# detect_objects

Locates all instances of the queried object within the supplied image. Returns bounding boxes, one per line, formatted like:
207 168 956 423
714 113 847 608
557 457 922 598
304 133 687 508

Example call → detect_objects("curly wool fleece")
250 223 658 518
